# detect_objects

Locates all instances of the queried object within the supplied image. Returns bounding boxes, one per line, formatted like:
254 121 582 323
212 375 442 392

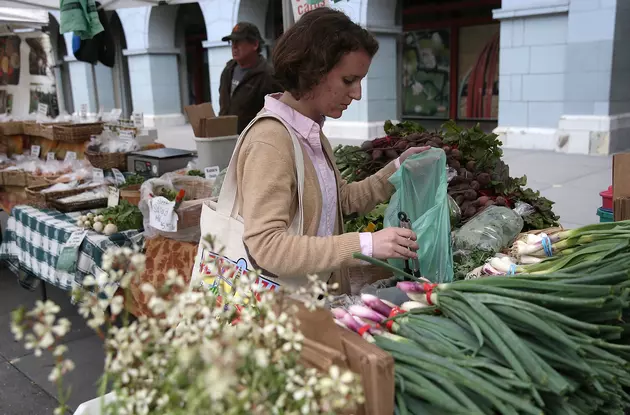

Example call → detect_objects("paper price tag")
108 186 120 207
111 168 126 186
37 103 48 117
92 168 104 182
47 152 56 161
30 145 41 158
80 104 88 119
64 151 77 162
149 196 178 232
66 230 87 247
132 112 144 128
111 108 122 120
119 129 135 140
204 166 220 180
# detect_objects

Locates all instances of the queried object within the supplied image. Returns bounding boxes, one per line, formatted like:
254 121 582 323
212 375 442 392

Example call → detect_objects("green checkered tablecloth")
0 206 143 291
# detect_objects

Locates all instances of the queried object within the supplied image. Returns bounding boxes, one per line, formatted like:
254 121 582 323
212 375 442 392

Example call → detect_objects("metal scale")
127 148 195 178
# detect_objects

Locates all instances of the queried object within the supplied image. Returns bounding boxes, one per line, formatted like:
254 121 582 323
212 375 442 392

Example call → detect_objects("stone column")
322 0 401 143
204 41 233 114
322 30 400 143
124 49 186 128
494 0 629 155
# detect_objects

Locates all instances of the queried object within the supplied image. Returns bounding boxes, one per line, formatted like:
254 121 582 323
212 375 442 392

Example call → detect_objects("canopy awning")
0 0 197 11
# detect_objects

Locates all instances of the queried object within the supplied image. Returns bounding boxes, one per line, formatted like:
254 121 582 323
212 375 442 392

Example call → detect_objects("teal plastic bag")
384 149 453 283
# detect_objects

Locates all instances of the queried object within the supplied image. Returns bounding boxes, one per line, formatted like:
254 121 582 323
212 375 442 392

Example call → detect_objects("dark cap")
221 22 264 43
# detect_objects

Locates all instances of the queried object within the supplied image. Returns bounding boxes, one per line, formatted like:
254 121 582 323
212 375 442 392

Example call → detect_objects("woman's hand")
399 146 431 164
372 227 419 260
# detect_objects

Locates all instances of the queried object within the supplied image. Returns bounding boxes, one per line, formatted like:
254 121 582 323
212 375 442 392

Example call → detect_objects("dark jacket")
219 55 283 134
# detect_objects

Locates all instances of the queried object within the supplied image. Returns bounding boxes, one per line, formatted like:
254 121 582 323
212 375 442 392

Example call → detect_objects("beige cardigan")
236 118 397 293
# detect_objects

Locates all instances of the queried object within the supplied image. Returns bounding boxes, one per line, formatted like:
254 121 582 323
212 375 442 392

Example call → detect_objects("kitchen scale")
127 148 195 178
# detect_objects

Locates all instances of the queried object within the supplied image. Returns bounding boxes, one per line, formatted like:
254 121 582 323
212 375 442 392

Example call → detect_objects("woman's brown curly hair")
272 8 379 100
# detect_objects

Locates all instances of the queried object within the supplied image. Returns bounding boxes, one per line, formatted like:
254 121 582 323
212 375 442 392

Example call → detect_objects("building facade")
494 0 630 155
49 0 400 144
47 0 630 154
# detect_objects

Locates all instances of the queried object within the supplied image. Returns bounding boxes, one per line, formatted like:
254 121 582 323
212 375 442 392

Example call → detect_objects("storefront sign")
291 0 330 22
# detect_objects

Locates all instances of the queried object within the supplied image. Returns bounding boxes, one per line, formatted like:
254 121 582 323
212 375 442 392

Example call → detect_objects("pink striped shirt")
263 94 374 256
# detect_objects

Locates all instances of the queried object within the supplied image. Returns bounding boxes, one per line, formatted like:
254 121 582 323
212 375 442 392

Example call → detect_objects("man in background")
219 23 282 134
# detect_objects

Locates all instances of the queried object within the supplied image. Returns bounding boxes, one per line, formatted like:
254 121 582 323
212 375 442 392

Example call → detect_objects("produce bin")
597 207 613 223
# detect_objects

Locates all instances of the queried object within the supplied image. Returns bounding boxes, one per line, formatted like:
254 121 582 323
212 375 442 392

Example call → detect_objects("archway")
109 12 132 117
264 0 283 56
175 3 209 107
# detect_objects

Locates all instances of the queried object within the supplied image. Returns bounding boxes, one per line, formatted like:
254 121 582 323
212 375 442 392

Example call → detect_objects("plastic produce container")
600 185 613 210
597 207 614 223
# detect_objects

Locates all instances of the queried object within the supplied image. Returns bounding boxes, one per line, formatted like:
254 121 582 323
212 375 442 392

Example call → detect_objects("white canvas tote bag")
191 112 305 293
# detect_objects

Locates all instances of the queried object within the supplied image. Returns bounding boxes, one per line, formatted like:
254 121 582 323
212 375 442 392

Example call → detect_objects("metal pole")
91 64 100 115
282 0 295 32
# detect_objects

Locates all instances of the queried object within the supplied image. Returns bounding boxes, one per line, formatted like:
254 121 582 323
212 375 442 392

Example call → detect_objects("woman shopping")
234 8 429 293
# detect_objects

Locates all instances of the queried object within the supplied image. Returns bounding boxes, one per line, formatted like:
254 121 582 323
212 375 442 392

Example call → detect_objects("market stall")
0 113 221 297
0 205 141 291
10 115 630 415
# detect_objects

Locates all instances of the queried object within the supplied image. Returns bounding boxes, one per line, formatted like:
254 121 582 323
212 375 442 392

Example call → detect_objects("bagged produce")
139 173 215 242
384 149 453 283
452 202 534 254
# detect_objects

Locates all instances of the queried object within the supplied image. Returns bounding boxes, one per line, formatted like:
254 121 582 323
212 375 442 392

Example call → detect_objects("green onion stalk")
510 221 630 259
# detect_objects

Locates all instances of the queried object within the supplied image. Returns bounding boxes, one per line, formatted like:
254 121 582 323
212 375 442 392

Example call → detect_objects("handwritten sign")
132 112 144 128
107 186 120 207
47 152 56 161
67 230 87 247
111 169 126 186
204 166 220 180
149 196 178 232
64 151 77 162
111 108 122 120
37 103 48 118
92 168 104 182
30 145 41 158
119 129 135 140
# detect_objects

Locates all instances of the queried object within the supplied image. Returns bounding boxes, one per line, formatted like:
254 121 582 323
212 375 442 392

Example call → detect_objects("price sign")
66 230 87 247
64 151 77 162
47 152 56 161
37 103 48 118
92 168 104 182
204 166 220 180
30 145 41 158
132 112 144 128
119 129 135 140
108 186 120 207
80 104 88 120
111 168 126 186
149 196 178 232
111 108 122 120
56 230 87 273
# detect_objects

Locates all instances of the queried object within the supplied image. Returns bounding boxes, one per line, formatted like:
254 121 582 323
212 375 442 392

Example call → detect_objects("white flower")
110 296 124 316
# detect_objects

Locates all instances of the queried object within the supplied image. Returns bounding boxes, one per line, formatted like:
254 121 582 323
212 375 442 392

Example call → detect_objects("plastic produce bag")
384 149 453 283
452 202 535 254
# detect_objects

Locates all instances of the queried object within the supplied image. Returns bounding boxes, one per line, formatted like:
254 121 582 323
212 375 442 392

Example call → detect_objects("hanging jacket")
72 4 114 67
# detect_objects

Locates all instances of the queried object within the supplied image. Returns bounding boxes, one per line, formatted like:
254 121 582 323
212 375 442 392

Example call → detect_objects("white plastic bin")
193 135 238 170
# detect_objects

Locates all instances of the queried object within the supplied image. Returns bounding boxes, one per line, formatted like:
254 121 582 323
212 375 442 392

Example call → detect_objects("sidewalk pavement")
0 147 613 414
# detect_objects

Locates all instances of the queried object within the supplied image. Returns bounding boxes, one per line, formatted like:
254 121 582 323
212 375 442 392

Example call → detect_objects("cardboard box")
613 153 630 220
291 298 395 415
184 103 238 138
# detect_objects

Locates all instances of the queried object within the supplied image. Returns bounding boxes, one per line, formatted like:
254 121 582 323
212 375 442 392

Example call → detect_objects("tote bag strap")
217 111 305 235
